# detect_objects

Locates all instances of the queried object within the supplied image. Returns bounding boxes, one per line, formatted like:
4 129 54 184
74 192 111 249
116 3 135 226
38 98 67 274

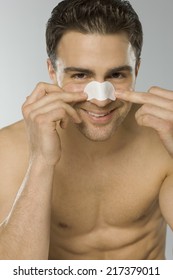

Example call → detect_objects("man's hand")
22 82 87 166
116 86 173 157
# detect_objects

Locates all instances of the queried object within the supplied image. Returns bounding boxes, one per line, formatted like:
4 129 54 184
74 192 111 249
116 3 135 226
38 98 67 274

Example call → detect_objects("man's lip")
81 108 116 115
80 107 117 123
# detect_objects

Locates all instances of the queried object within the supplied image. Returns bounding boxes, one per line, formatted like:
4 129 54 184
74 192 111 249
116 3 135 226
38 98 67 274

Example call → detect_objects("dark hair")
46 0 143 69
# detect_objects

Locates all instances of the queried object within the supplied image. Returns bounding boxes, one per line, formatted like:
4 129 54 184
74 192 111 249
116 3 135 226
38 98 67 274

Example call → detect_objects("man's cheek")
63 81 87 93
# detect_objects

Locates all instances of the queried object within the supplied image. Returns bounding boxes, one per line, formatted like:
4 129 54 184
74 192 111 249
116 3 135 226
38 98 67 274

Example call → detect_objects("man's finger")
115 90 148 104
149 86 173 100
136 104 173 122
26 82 63 104
115 90 173 111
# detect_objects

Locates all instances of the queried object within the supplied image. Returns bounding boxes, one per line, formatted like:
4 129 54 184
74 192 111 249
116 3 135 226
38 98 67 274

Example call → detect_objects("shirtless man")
0 0 173 260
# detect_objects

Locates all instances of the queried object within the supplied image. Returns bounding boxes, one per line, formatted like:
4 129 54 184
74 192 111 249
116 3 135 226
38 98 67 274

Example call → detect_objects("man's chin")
76 123 118 142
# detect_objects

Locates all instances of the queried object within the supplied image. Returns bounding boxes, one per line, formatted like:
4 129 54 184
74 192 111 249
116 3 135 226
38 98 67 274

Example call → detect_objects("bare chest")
51 151 166 234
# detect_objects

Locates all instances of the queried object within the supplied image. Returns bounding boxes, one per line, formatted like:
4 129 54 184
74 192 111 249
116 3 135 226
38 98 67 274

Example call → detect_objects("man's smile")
79 106 121 124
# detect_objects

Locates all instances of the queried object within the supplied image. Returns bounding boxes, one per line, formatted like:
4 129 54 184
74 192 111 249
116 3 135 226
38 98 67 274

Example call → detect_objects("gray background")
0 0 172 259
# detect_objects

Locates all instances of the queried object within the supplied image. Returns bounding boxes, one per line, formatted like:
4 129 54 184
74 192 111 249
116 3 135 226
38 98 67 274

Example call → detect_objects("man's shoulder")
0 119 28 155
136 126 173 176
1 119 26 138
147 128 173 175
0 120 29 223
0 119 29 174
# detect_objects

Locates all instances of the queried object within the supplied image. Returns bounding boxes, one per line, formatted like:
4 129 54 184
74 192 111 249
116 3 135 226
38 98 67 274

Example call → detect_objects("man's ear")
135 59 141 77
47 58 57 83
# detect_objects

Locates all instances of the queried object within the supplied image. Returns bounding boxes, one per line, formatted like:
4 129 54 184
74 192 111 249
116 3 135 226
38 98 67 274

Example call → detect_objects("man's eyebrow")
105 65 133 76
63 65 133 75
64 67 94 75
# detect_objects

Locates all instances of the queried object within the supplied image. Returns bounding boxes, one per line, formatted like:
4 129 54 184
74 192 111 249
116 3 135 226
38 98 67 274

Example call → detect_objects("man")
0 0 173 260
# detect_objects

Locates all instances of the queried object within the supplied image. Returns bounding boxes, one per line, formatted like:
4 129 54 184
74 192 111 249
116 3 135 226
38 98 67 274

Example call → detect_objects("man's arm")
0 135 54 259
115 87 173 230
0 82 86 260
159 174 173 231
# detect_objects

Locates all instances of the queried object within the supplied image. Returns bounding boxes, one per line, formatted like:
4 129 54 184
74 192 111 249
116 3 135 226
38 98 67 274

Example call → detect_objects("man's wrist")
29 154 56 172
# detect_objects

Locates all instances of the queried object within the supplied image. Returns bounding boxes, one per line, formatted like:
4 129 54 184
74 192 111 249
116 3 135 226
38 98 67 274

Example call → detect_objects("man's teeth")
88 112 109 118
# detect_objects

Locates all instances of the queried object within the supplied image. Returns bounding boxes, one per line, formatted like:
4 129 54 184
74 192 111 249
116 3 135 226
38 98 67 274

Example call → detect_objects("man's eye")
110 72 125 79
72 73 87 79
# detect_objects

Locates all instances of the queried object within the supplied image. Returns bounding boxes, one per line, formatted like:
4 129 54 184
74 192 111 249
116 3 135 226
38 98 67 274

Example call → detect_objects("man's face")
53 32 139 141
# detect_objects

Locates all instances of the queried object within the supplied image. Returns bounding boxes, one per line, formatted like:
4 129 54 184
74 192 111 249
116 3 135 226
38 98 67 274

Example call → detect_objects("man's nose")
88 98 112 107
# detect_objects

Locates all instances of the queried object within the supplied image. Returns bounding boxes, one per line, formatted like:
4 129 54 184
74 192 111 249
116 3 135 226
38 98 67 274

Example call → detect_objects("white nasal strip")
84 81 116 101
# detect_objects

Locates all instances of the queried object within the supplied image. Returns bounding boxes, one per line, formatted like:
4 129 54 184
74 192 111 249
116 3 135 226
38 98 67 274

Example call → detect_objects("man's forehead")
56 31 136 70
57 31 132 54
